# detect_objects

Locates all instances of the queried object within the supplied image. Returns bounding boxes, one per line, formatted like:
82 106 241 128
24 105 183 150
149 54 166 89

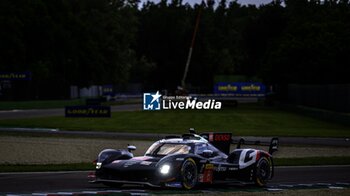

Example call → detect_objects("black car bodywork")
90 130 278 189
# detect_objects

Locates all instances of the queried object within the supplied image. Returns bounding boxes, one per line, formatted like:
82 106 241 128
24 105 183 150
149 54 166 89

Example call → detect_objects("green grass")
0 99 85 110
0 105 349 137
1 157 349 173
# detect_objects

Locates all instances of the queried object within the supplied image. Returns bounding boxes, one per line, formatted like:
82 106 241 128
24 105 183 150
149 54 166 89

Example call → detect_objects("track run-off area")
1 104 349 195
0 165 349 195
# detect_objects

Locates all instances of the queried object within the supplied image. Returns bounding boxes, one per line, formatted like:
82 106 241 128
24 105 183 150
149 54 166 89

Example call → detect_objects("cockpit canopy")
145 142 192 156
145 139 227 159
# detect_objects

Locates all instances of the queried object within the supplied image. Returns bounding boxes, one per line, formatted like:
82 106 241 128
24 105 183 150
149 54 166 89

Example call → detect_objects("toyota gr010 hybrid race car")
89 129 278 189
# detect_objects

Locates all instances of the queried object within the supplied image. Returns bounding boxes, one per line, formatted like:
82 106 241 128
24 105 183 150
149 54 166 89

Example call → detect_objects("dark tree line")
0 0 350 99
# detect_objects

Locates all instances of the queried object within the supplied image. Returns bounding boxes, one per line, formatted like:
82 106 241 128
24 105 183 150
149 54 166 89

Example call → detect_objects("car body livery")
89 130 278 189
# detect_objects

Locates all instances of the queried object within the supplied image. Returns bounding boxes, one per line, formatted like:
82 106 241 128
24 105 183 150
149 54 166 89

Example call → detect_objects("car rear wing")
170 129 278 155
200 132 279 155
236 137 279 155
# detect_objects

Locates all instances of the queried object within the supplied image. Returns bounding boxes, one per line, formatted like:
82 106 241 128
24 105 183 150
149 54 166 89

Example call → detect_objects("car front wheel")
181 158 198 189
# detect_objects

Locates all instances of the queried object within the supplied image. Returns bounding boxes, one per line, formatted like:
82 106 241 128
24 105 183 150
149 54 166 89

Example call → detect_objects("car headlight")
96 162 102 169
160 164 170 175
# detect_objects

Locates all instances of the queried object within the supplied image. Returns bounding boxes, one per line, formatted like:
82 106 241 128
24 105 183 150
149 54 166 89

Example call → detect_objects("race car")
89 129 278 189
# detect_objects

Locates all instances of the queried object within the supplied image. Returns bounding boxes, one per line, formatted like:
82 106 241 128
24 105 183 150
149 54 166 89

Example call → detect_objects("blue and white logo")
143 91 162 110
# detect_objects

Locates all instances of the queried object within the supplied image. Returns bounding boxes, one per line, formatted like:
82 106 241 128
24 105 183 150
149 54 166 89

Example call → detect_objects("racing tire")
254 157 272 186
181 158 198 190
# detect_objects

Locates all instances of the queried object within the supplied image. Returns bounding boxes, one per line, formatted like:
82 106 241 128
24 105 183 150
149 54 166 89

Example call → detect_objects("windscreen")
145 142 191 156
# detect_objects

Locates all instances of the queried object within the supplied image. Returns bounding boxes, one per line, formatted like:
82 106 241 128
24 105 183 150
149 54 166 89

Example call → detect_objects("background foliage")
1 0 350 99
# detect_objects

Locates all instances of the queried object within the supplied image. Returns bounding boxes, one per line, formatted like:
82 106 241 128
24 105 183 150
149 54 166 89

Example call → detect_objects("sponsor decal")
209 133 214 142
143 91 222 110
200 164 213 183
123 161 138 167
214 82 266 97
205 164 214 170
102 85 113 96
132 156 151 161
239 149 257 169
213 133 231 142
215 164 227 172
0 71 32 81
65 106 111 117
140 161 152 165
229 167 238 171
165 182 182 188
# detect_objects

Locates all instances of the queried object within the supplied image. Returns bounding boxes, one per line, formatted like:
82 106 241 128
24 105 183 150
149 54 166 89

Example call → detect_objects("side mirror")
127 145 136 152
202 149 213 157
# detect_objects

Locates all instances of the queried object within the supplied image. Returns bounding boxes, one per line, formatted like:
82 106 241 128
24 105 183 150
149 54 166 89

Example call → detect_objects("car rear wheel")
254 157 272 186
181 158 198 189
